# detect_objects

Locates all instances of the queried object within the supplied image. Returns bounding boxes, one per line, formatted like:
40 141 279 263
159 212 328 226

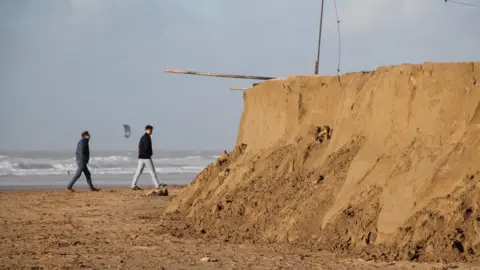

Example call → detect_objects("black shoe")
90 188 100 192
132 186 142 190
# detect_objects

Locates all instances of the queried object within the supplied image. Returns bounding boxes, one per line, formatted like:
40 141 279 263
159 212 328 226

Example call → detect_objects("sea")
0 150 220 190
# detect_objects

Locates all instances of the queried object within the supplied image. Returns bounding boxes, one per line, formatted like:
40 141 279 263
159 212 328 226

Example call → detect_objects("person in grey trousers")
67 131 99 192
131 125 166 190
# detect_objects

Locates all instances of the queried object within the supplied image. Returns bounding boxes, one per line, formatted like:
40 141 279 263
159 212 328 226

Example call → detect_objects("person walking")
67 131 99 192
131 125 166 190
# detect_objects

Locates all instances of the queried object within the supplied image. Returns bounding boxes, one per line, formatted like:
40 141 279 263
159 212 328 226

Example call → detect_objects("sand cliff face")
167 62 480 262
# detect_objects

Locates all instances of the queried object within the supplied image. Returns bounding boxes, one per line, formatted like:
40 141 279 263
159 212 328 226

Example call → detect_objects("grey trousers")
67 163 95 190
131 158 160 188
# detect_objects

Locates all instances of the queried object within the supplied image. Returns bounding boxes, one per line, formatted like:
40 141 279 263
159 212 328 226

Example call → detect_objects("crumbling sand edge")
167 62 480 263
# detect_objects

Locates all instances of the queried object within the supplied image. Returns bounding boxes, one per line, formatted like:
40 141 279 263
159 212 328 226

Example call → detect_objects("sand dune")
167 62 480 263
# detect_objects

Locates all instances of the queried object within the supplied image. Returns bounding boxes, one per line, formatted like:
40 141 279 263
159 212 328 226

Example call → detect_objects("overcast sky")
1 0 479 151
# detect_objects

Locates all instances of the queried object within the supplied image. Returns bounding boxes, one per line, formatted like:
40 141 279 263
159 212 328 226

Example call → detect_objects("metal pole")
314 0 325 75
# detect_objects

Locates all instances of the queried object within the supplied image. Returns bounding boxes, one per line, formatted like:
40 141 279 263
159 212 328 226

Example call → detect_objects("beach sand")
0 174 197 191
0 187 476 269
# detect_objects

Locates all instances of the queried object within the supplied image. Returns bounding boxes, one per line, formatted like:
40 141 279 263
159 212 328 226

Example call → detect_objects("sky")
1 0 479 151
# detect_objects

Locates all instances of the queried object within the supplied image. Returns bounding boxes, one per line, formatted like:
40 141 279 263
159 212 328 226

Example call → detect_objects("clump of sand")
167 62 480 263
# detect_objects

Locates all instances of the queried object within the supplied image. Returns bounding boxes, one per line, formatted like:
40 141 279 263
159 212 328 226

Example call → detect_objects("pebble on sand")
200 257 218 262
144 188 169 197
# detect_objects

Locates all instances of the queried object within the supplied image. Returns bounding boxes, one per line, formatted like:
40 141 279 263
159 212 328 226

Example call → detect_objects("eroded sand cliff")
167 62 480 262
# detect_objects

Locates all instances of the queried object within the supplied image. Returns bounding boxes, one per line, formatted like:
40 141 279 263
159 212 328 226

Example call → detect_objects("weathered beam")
165 69 276 80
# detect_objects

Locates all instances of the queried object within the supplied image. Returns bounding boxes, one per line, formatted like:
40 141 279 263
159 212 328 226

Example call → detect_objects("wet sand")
0 187 478 269
0 174 196 191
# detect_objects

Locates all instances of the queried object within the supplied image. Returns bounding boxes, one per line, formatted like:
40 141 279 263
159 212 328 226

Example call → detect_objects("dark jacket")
75 138 90 164
138 133 153 159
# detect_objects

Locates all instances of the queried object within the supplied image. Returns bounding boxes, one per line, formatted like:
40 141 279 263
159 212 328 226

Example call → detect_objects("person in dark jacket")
67 131 99 192
131 125 166 190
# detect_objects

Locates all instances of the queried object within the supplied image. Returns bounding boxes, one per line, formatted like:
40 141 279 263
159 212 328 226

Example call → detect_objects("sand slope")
167 62 480 262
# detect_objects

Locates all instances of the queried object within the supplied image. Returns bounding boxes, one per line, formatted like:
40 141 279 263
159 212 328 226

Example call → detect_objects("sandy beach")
3 62 480 268
0 186 477 269
3 0 480 267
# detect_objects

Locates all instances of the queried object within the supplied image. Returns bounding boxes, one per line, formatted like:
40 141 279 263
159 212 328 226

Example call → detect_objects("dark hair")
145 125 153 131
81 131 90 137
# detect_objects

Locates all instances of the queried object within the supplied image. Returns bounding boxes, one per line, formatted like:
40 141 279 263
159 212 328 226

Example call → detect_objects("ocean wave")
0 161 14 170
90 155 132 162
0 153 216 177
1 166 205 177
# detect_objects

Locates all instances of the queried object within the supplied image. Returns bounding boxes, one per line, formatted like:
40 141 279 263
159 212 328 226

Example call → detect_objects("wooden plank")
165 69 276 80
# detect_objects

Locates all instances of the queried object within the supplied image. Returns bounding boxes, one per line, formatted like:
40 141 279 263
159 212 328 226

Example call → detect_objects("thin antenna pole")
314 0 325 75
